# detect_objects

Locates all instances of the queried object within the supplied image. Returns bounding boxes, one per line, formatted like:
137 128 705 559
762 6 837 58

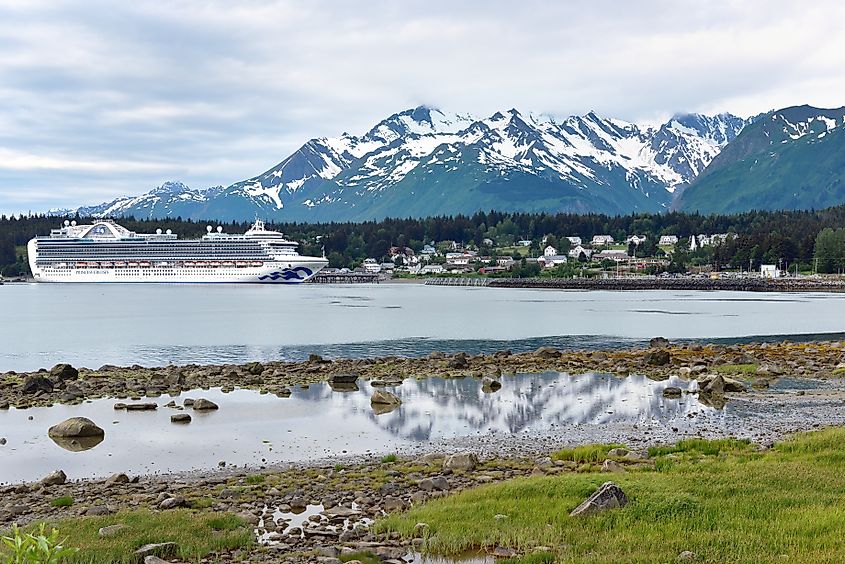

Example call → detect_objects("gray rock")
106 473 131 484
601 460 625 473
171 413 192 423
481 377 502 392
85 505 113 516
644 350 671 366
370 390 401 406
569 482 628 517
192 398 218 411
49 363 79 382
649 337 670 349
0 438 6 445
41 469 67 486
418 476 449 491
159 496 186 510
678 550 696 560
134 542 177 561
21 375 53 395
443 452 478 473
125 403 157 411
330 373 358 384
98 524 128 538
48 417 105 438
606 447 630 457
143 557 171 564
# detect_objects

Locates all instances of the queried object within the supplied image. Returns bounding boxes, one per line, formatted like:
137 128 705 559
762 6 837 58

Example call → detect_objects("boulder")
41 470 67 486
48 417 105 438
569 482 628 517
192 398 219 411
447 353 469 368
370 390 401 406
601 460 625 473
134 542 177 562
125 403 158 411
535 347 562 359
443 452 478 473
649 337 670 349
418 476 449 492
330 373 358 384
171 413 192 423
644 350 671 366
49 363 79 382
723 377 747 393
21 375 53 395
245 362 265 375
159 496 186 510
481 377 502 392
106 473 131 484
98 524 128 538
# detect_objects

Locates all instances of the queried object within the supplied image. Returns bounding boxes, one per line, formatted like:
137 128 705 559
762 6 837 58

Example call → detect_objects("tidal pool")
0 372 720 483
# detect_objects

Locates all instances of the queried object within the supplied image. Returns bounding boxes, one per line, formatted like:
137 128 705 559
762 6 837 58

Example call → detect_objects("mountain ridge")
54 106 750 221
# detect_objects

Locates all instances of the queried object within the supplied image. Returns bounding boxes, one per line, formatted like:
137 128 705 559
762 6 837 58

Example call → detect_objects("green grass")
50 496 74 508
1 509 252 563
244 474 265 485
834 367 845 376
190 497 214 509
380 453 398 464
713 363 759 375
551 443 625 464
379 429 845 562
647 437 751 458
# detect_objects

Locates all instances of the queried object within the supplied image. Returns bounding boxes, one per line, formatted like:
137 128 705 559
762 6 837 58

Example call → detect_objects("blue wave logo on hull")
258 266 314 282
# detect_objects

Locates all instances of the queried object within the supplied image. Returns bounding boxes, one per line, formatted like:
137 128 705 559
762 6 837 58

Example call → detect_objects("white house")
658 235 679 246
568 245 593 259
592 235 615 246
362 258 381 273
419 264 445 275
538 255 568 268
517 239 533 247
496 256 516 268
567 236 582 246
421 244 436 255
543 245 558 256
625 235 647 246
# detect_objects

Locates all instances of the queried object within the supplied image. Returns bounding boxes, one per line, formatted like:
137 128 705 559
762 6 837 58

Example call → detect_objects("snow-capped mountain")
677 105 845 214
58 106 749 221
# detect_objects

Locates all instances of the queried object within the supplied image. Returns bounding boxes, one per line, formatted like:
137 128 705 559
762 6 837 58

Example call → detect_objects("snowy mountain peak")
58 106 755 222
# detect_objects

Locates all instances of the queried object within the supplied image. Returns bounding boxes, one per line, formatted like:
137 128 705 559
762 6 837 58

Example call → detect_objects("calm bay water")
0 372 711 483
2 283 845 372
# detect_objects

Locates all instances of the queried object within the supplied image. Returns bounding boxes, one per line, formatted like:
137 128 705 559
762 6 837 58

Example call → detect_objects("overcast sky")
1 0 844 214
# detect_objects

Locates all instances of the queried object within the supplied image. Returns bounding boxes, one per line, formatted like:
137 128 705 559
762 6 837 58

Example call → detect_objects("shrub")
1 523 78 564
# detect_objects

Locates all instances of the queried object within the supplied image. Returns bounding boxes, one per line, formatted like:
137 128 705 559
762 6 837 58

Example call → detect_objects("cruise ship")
27 219 328 283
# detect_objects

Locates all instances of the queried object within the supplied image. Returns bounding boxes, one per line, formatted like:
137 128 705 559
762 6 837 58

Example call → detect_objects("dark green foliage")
3 203 845 275
678 105 845 214
814 228 845 273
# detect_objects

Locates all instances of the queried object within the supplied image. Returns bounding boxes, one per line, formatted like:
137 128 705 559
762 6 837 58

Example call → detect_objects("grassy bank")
1 509 252 563
380 429 845 563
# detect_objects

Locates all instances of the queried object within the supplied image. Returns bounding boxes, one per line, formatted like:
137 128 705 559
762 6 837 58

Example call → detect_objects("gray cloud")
1 0 844 213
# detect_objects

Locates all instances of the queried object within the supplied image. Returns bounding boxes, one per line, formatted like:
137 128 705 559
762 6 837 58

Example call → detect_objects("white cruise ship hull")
28 220 329 284
30 261 327 283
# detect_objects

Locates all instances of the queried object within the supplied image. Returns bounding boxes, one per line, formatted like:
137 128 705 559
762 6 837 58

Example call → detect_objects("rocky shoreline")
3 339 845 410
3 340 845 562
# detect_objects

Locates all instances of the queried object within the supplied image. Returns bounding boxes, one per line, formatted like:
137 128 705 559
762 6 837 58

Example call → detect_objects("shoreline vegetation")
3 340 845 562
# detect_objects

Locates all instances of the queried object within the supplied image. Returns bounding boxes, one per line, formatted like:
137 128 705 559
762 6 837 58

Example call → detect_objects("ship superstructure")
28 219 328 283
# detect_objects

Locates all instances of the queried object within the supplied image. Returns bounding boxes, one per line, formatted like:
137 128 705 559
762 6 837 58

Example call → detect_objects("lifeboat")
114 262 125 268
139 261 151 268
195 261 208 268
209 261 221 267
235 261 249 267
100 262 113 268
75 262 87 268
222 261 235 267
183 261 195 267
127 262 139 267
251 261 263 267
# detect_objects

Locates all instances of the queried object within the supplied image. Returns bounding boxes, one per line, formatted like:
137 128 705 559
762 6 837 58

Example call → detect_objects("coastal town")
323 231 799 281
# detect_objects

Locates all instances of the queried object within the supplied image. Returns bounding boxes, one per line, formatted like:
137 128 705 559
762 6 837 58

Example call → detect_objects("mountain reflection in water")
295 372 710 442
